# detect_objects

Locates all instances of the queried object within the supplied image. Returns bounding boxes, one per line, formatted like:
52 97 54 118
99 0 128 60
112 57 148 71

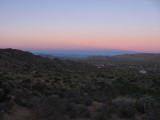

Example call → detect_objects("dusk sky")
0 0 160 52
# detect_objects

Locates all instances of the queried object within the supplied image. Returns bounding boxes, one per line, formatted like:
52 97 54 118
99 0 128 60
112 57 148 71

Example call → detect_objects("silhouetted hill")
0 48 39 62
0 48 95 73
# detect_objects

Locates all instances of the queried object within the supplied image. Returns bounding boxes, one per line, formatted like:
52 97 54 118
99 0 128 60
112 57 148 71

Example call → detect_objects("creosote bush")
29 96 90 120
112 97 136 118
136 95 155 113
147 103 160 120
93 104 110 120
30 96 68 120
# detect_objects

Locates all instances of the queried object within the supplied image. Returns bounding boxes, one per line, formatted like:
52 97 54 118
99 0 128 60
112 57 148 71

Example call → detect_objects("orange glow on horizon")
0 26 160 52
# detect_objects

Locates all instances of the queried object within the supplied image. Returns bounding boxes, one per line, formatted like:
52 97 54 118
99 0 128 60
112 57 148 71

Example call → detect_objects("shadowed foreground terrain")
0 49 160 120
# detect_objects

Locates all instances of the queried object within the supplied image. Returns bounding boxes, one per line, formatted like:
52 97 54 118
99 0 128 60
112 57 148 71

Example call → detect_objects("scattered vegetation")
0 48 160 120
112 97 136 118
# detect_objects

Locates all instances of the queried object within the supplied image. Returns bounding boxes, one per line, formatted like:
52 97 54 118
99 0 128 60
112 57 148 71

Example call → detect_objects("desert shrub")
136 96 160 120
31 91 41 97
82 96 93 106
15 98 29 107
93 95 109 103
112 97 136 118
0 88 4 101
0 101 13 115
45 79 50 83
76 105 90 118
33 73 42 78
71 96 93 106
11 89 24 98
67 103 90 118
30 96 67 120
1 82 13 94
112 79 159 98
32 82 48 92
93 104 110 120
136 95 155 113
54 77 61 82
147 103 160 120
21 79 31 84
0 85 11 102
0 103 5 119
30 96 90 120
11 89 32 106
21 79 32 89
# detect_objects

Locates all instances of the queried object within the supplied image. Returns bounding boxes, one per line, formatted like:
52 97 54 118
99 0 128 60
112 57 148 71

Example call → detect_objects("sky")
0 0 160 53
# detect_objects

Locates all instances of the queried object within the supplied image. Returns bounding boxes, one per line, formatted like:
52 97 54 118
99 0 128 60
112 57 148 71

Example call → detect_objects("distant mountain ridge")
79 53 160 65
1 48 160 66
26 49 136 58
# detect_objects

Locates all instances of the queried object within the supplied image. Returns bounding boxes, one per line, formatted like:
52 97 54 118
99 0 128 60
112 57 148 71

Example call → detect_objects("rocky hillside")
0 49 160 120
0 48 95 73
